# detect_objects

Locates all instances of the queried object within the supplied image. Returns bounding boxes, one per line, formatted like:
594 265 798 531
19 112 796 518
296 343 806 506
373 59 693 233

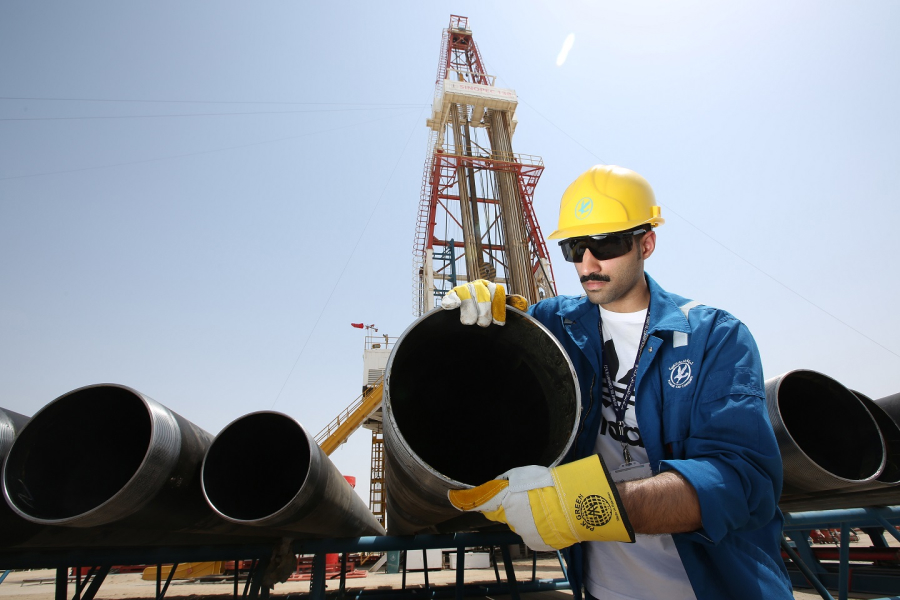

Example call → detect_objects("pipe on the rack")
382 307 581 535
3 384 217 530
201 411 384 537
876 392 900 427
851 390 900 485
1 384 288 549
766 370 885 495
779 389 900 513
1 407 41 547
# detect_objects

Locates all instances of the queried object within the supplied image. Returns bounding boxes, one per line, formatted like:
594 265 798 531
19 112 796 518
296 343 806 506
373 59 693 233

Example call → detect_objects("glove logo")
574 493 613 530
668 359 694 388
575 197 593 220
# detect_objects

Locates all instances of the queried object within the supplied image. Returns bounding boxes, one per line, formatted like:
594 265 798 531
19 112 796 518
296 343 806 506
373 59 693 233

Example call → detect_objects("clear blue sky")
2 1 898 501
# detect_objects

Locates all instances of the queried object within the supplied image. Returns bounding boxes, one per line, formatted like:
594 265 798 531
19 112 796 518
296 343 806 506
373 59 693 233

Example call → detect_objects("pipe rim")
383 306 582 489
201 410 315 524
1 383 183 527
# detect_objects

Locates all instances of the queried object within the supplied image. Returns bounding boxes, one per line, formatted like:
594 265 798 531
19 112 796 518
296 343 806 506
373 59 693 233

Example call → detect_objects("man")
443 165 792 600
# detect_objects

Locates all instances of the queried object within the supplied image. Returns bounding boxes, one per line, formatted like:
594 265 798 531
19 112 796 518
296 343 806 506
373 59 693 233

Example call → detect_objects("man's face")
574 230 656 309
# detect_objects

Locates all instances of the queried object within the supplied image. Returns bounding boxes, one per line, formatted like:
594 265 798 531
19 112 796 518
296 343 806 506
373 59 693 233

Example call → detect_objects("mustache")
580 273 611 283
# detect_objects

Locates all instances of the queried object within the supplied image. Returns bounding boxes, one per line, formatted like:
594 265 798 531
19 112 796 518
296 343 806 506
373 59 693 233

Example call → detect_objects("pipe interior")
389 310 578 486
779 372 883 481
3 387 151 520
203 413 310 521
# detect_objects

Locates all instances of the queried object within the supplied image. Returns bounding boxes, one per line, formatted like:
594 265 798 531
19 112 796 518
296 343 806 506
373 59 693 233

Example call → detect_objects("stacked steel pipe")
380 310 900 529
0 385 383 552
2 318 898 550
0 407 41 546
769 373 900 512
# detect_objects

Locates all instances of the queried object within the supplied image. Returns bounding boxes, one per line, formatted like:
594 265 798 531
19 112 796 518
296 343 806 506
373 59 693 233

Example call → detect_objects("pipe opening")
203 413 310 521
3 387 151 520
778 372 882 481
388 309 578 486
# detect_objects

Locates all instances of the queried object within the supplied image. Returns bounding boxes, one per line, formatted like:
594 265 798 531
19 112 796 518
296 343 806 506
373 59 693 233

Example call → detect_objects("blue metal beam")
783 506 900 530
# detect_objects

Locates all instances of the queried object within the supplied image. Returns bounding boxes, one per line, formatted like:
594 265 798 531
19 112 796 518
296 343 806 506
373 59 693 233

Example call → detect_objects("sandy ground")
0 551 896 600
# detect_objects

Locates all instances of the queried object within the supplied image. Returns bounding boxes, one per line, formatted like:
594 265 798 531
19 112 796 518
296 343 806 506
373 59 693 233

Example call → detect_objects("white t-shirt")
583 306 697 600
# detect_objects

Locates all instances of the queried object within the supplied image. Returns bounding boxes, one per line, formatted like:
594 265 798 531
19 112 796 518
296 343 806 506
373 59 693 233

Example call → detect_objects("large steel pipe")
1 407 41 547
766 370 885 495
0 407 28 457
851 390 900 486
202 411 384 537
778 389 900 513
383 307 581 535
3 384 217 531
877 392 900 426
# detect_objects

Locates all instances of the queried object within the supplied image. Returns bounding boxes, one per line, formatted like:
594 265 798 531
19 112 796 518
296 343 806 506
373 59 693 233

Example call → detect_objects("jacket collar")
554 273 693 335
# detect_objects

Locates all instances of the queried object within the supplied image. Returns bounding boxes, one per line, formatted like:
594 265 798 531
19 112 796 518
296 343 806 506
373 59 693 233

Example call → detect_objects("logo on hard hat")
668 359 694 389
575 197 593 220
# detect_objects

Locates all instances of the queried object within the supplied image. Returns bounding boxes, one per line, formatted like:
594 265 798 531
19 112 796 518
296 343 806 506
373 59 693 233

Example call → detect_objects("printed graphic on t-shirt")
599 337 644 449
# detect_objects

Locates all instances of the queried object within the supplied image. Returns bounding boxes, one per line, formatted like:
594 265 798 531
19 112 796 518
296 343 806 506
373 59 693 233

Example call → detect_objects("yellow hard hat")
547 165 664 239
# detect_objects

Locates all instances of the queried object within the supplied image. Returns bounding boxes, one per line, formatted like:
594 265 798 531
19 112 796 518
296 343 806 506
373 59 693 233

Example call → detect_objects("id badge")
612 461 652 482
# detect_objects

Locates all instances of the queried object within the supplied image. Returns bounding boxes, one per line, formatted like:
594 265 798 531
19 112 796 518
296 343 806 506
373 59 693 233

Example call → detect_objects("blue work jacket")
528 274 793 600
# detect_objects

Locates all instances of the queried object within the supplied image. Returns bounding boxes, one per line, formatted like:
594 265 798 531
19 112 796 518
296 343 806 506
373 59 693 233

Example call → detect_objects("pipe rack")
782 506 900 600
0 532 567 600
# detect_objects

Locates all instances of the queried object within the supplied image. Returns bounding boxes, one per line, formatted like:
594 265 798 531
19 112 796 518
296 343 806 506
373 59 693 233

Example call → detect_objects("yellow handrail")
315 381 384 456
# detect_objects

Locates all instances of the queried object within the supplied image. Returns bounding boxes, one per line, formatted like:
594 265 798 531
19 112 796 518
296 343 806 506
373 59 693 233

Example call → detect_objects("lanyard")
599 306 651 464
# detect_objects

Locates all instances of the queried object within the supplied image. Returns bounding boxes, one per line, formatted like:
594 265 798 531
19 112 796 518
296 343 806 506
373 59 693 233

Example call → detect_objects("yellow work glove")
440 280 528 327
448 455 634 551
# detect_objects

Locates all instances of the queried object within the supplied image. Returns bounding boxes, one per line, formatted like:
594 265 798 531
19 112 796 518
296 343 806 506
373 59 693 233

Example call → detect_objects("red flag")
351 322 365 329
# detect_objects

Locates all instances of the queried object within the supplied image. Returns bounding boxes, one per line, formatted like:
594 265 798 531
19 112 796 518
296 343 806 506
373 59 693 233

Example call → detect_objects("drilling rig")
318 16 558 530
412 14 557 315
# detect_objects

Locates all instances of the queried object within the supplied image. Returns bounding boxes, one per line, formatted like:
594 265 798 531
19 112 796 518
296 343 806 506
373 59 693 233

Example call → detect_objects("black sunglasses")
558 228 648 263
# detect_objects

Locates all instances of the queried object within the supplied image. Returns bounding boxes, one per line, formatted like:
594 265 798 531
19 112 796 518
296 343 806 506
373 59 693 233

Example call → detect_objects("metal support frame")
499 545 520 600
309 553 327 600
9 513 900 600
782 506 900 599
51 565 111 600
1 532 568 600
155 562 178 599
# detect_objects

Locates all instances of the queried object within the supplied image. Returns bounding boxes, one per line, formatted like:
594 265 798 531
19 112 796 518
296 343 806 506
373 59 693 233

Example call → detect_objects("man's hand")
448 455 634 551
440 280 527 327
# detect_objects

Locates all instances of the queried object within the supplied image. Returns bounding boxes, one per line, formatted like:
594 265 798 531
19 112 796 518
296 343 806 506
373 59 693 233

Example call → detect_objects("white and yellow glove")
448 455 634 551
440 279 528 327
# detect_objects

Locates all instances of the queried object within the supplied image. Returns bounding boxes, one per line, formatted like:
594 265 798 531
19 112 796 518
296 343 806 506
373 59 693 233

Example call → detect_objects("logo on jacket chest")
668 359 694 388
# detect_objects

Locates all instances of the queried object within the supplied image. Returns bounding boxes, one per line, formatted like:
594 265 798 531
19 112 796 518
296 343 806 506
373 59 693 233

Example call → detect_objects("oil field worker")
441 165 793 600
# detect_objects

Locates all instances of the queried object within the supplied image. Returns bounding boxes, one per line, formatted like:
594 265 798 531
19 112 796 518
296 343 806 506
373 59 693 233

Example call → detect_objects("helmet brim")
547 217 664 240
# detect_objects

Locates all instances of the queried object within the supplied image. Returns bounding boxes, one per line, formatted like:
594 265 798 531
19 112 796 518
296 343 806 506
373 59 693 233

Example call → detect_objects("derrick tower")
412 15 557 315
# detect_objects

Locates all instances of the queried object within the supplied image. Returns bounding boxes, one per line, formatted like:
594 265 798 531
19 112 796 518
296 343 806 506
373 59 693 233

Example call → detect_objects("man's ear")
640 230 656 260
